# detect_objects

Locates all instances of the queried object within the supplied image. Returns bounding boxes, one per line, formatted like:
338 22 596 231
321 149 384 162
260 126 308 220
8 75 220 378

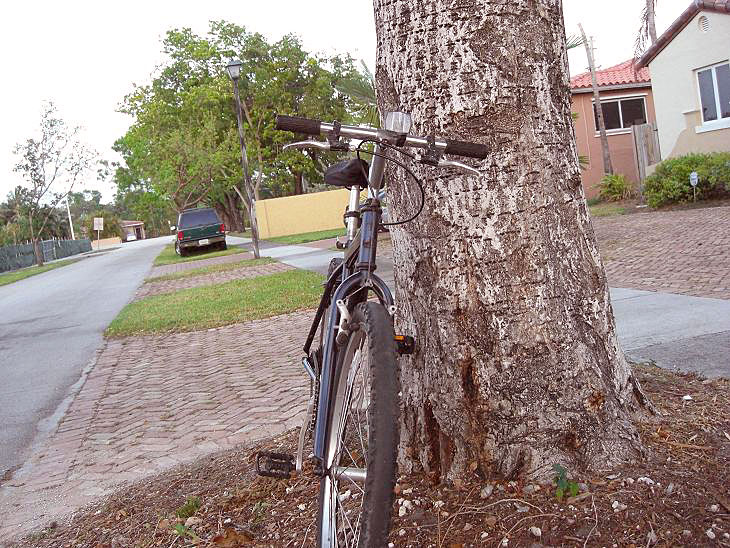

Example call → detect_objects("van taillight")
177 231 184 240
220 224 225 233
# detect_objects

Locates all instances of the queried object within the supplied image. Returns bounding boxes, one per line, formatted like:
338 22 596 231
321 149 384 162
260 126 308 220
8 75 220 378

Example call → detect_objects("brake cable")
354 139 426 227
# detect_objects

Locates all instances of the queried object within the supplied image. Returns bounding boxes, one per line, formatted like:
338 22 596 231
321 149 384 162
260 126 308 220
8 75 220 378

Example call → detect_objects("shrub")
598 173 635 201
643 152 730 208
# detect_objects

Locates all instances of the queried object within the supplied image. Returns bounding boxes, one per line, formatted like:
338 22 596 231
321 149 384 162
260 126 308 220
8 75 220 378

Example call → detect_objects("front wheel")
316 302 400 547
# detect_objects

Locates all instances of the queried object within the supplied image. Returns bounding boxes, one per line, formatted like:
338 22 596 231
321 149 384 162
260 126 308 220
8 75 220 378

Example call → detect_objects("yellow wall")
256 189 354 239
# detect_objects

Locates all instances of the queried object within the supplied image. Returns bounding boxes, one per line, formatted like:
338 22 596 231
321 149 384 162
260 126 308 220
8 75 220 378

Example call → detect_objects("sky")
0 0 690 202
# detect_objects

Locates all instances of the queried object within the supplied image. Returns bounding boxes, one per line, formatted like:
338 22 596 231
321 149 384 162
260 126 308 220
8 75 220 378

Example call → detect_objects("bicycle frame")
304 146 394 471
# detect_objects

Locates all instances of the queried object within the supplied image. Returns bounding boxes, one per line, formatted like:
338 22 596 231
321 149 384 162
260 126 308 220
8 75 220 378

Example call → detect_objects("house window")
697 62 730 123
593 97 647 131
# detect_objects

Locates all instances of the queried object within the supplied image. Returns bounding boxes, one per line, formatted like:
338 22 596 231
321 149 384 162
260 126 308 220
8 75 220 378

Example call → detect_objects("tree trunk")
579 24 613 176
374 0 644 482
646 0 658 44
28 212 44 266
293 172 304 195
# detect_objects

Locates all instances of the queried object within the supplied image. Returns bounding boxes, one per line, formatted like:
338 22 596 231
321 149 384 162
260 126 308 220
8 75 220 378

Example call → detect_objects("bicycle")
255 111 487 547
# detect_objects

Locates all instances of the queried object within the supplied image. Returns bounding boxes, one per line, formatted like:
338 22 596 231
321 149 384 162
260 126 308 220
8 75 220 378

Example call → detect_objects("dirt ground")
9 362 728 548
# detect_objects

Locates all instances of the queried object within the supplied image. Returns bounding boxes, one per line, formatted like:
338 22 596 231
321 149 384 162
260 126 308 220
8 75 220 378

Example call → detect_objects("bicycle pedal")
256 451 295 479
395 334 415 355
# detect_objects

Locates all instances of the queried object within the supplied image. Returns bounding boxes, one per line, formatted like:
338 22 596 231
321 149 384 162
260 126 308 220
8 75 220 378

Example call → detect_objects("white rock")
709 504 720 513
297 504 306 511
682 395 693 401
637 476 655 485
402 488 413 495
433 500 445 508
403 500 413 511
480 532 489 539
706 529 716 540
399 529 406 537
529 526 542 538
480 485 494 498
398 505 407 517
682 530 692 537
388 543 395 548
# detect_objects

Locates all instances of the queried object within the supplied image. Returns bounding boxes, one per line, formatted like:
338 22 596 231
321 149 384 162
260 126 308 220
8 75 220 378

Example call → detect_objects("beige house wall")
648 10 730 159
256 188 356 239
571 87 656 199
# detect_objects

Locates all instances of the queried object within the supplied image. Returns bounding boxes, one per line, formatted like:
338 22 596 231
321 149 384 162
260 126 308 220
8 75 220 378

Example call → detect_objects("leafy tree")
12 102 97 265
83 210 123 241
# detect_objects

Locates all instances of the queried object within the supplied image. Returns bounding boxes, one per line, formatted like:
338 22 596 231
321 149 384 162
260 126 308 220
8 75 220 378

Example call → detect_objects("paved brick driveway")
593 206 730 300
0 311 313 541
135 262 294 300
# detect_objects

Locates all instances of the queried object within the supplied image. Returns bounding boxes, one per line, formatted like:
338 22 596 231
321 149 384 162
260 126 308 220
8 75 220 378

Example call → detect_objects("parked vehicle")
174 208 226 256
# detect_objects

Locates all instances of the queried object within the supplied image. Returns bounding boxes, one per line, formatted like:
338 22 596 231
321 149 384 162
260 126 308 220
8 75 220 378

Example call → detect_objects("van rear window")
178 209 220 229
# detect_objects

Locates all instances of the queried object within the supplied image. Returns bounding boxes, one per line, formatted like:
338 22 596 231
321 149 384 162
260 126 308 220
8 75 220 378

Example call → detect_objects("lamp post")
64 195 75 240
226 59 260 259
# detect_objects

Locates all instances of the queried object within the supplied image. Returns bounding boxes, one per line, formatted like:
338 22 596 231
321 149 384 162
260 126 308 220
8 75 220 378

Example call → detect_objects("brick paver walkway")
135 262 295 300
0 311 313 542
148 251 254 278
593 206 730 300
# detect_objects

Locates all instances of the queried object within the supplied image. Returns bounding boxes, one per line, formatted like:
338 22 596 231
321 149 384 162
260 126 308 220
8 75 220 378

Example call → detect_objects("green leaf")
568 482 580 497
555 487 564 501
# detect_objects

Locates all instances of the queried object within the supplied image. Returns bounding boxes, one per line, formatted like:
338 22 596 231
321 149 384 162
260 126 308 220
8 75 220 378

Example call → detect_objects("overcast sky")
0 0 690 202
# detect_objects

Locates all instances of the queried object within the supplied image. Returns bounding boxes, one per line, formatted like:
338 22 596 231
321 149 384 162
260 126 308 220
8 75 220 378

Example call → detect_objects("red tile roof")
570 59 651 91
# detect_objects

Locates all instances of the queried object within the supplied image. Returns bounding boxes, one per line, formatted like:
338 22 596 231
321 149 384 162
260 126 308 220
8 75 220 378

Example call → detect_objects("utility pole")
65 195 75 240
579 24 613 176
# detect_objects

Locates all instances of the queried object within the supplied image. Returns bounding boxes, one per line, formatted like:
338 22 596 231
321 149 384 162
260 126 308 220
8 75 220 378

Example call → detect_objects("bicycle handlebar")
275 114 488 159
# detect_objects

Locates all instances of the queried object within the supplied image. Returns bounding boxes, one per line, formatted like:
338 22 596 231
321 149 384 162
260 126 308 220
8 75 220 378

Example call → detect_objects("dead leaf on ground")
211 527 254 546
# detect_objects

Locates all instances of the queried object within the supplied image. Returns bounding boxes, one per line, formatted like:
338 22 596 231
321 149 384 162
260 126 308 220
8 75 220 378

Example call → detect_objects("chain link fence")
0 239 92 273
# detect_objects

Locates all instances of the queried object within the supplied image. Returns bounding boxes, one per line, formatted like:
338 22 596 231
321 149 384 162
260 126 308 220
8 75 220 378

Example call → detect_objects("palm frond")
566 34 584 50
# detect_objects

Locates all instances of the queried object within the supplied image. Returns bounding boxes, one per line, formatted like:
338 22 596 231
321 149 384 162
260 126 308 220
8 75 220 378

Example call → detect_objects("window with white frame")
592 97 647 131
696 62 730 123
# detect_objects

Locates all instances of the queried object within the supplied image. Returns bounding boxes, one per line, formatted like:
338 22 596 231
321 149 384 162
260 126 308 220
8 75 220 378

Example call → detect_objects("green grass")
228 230 252 238
153 243 248 266
266 228 345 245
0 258 83 287
589 203 627 217
106 269 324 336
146 257 275 283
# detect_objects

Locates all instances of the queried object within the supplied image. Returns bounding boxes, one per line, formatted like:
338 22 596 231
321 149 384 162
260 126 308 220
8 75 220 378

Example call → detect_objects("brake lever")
283 140 355 152
437 159 480 175
283 140 332 151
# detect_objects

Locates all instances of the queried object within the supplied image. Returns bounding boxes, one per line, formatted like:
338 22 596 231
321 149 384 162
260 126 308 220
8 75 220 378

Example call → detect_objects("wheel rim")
320 329 371 547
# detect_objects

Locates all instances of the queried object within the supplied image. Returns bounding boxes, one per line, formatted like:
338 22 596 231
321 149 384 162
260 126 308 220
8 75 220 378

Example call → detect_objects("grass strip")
0 258 83 287
589 203 627 217
266 228 345 245
106 269 324 337
153 243 248 266
146 257 275 283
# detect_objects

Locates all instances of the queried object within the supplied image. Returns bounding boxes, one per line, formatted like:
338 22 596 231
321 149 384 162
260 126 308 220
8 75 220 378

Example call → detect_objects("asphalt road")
0 237 169 477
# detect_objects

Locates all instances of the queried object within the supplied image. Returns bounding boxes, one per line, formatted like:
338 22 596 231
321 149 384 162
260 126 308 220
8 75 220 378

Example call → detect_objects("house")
121 220 145 241
570 60 656 199
637 1 730 160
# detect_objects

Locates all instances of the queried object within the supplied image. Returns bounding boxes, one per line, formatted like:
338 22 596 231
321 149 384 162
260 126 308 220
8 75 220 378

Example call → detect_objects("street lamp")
226 59 260 258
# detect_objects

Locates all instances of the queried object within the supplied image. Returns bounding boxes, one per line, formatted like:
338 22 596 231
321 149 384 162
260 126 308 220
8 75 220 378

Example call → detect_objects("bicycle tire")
316 301 400 547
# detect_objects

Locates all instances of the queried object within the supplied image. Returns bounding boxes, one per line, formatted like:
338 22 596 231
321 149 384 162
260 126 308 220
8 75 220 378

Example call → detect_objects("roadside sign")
93 217 104 231
689 172 699 187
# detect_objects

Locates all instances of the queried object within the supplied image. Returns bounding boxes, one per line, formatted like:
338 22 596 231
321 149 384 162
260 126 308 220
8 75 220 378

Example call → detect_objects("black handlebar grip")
275 114 322 136
444 139 489 159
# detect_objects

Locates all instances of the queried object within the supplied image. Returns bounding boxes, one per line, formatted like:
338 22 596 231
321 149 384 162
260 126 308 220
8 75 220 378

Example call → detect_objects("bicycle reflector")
395 334 415 355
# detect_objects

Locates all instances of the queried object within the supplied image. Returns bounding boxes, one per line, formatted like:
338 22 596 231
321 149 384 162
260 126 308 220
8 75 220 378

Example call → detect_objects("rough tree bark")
373 0 646 482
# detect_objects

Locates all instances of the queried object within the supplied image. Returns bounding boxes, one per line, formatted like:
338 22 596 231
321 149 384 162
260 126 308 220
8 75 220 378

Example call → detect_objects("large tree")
12 102 96 265
373 0 648 482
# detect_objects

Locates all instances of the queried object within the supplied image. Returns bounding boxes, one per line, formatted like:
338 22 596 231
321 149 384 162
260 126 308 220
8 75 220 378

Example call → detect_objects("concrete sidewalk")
254 238 729 378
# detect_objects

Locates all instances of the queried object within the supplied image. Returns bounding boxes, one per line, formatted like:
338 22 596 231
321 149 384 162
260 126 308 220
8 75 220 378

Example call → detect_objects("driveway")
254 206 730 378
0 237 169 478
